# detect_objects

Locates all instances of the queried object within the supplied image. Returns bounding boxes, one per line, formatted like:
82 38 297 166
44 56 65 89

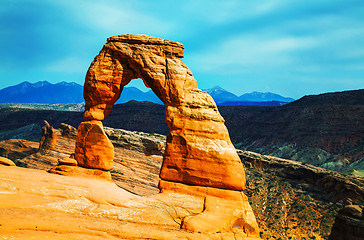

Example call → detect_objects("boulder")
49 165 111 181
74 121 114 171
58 157 78 166
0 156 16 166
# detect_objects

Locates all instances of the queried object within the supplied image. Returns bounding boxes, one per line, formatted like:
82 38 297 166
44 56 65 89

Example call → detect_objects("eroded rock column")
74 121 114 170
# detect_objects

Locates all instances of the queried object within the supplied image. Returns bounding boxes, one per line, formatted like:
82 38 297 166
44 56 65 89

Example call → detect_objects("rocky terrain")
223 89 364 176
1 121 363 239
0 33 363 239
1 88 364 177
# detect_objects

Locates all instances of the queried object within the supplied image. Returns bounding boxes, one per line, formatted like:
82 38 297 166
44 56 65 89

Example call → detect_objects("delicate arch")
82 34 246 191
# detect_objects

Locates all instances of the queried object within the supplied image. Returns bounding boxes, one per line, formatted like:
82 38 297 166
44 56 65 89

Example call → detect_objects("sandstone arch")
80 34 246 191
72 34 260 236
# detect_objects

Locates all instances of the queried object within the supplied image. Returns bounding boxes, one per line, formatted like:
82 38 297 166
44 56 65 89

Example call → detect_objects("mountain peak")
204 85 226 92
0 81 83 104
33 81 51 88
239 91 294 102
56 81 82 87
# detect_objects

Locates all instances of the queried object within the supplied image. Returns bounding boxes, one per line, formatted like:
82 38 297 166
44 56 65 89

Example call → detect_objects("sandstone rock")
0 139 38 161
104 127 165 155
49 165 112 181
72 34 259 237
2 166 261 239
329 205 364 240
58 123 78 137
58 157 78 166
39 120 57 150
82 34 246 191
0 156 16 166
74 121 114 171
160 180 260 236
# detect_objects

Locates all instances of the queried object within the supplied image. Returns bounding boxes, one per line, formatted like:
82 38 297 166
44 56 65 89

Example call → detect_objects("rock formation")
73 34 260 236
103 126 165 155
75 121 114 170
39 120 57 151
0 156 16 166
329 205 364 240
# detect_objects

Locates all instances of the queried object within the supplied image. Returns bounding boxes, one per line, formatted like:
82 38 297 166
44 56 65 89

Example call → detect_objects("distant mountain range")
1 88 363 176
0 81 84 104
203 86 295 105
0 81 294 106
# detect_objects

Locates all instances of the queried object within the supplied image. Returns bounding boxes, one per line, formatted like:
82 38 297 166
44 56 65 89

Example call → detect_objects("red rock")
160 180 260 235
82 34 245 191
73 34 259 236
58 157 78 166
39 120 57 151
329 205 364 240
0 156 16 166
49 165 111 181
74 121 114 171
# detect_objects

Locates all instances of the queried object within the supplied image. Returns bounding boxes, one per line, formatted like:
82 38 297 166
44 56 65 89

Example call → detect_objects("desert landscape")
0 34 363 240
1 1 364 239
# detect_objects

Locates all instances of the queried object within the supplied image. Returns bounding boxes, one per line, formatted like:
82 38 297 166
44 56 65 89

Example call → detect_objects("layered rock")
329 205 364 240
39 120 57 151
82 34 245 190
74 121 114 170
0 156 16 166
74 34 259 236
104 127 165 155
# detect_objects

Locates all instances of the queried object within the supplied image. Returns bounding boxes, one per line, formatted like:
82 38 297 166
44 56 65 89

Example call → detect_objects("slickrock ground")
0 123 257 239
2 165 258 240
1 123 364 239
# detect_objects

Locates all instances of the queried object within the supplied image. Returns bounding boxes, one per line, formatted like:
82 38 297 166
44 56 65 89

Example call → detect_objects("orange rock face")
74 121 114 171
0 156 16 166
39 120 57 151
81 34 245 191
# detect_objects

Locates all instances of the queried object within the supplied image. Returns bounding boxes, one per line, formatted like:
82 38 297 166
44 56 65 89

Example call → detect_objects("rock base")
74 121 114 171
159 180 260 237
49 165 111 181
0 156 16 166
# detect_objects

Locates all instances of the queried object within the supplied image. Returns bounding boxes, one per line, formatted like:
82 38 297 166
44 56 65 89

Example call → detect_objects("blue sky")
1 0 363 99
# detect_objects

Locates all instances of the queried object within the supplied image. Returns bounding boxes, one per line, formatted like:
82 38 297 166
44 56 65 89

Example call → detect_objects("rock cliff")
329 205 364 240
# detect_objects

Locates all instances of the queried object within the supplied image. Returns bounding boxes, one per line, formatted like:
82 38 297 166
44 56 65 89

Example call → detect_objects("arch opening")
115 78 163 105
